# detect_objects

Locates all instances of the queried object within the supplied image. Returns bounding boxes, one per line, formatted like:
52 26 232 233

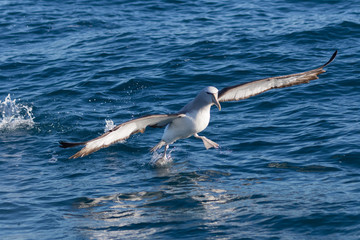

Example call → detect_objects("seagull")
60 51 337 159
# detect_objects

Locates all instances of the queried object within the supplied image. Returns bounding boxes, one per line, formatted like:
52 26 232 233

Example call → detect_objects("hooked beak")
212 94 221 111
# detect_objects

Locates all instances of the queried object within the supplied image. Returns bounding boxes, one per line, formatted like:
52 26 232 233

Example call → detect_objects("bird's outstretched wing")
218 50 337 102
60 114 184 159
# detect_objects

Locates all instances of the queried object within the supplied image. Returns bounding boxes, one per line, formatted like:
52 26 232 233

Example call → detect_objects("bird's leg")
151 140 166 152
194 133 219 150
163 144 169 159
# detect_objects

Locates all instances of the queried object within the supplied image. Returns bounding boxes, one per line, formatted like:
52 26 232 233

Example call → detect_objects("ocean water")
1 0 360 239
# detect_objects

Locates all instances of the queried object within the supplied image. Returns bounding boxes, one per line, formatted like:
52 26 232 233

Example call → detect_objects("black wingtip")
59 141 85 148
322 50 337 68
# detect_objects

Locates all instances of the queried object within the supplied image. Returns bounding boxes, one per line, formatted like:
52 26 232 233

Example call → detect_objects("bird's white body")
151 86 221 157
162 86 219 144
162 104 212 144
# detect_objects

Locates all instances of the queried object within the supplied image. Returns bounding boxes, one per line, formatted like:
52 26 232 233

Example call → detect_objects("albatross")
60 51 337 159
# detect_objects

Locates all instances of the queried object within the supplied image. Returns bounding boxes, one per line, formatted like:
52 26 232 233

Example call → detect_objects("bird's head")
202 86 221 111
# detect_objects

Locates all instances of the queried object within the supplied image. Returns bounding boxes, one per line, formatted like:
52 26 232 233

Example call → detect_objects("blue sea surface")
1 0 360 239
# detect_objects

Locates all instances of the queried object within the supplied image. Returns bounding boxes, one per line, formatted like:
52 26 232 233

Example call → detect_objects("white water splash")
0 94 35 131
150 149 174 167
104 119 116 132
49 153 58 163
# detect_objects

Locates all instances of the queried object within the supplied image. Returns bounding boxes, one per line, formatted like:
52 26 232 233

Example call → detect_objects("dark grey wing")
218 51 337 102
59 114 185 159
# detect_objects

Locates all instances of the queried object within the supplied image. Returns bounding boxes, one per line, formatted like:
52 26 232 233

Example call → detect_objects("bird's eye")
206 92 212 95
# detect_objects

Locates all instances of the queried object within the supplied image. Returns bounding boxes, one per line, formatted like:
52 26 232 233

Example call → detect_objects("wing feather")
218 51 337 102
60 114 185 159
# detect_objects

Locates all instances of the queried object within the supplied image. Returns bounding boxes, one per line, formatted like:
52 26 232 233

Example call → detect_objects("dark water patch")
143 196 202 210
262 212 360 236
0 202 32 219
333 152 360 167
279 20 360 44
48 89 82 97
267 162 341 173
235 140 281 151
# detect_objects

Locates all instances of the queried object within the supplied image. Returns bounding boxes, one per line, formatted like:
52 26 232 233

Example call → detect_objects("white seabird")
60 51 337 159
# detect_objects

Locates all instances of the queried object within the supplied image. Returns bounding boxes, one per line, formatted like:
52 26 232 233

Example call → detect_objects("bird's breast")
161 106 211 144
161 116 194 143
187 106 211 133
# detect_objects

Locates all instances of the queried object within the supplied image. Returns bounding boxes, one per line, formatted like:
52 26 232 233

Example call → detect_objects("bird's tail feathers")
59 141 86 148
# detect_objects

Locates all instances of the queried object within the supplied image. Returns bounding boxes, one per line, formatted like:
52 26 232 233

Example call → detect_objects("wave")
0 94 35 131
